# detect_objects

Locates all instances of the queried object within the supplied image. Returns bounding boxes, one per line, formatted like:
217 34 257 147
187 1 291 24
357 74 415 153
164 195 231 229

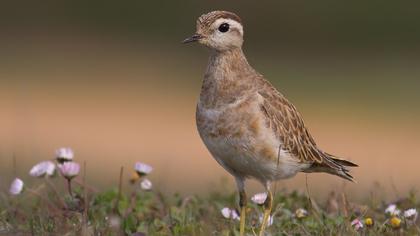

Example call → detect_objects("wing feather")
255 77 357 181
257 81 326 164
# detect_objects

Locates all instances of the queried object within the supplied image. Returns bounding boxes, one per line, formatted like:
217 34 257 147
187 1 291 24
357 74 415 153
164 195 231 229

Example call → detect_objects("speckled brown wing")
256 79 357 181
257 83 323 164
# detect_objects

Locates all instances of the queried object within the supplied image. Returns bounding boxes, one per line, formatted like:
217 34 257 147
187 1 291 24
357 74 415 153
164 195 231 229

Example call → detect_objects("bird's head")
183 11 244 51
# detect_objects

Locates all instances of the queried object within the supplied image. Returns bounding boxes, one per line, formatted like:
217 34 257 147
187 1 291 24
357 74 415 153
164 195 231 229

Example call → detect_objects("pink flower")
251 192 267 205
56 147 74 163
134 162 153 175
351 218 363 231
58 162 80 179
9 178 24 195
29 161 56 177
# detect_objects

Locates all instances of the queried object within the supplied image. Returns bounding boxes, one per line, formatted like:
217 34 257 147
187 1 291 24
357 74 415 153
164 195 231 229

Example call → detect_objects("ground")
1 177 419 235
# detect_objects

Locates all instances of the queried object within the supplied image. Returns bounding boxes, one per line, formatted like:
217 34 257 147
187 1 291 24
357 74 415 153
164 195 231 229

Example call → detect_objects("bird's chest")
196 94 251 144
196 97 304 180
197 99 276 168
196 97 258 151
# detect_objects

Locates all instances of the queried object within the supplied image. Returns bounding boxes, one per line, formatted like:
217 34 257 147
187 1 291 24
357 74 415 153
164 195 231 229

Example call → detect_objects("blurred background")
1 1 419 200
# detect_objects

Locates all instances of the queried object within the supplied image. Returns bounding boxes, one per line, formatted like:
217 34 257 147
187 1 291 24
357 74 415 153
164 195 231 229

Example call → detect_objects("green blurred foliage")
2 1 420 49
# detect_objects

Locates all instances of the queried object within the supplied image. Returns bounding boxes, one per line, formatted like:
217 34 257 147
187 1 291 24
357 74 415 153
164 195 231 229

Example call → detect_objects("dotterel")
183 10 357 236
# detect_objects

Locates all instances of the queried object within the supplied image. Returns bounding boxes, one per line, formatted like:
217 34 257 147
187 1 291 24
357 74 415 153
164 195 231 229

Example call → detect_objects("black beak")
182 34 203 44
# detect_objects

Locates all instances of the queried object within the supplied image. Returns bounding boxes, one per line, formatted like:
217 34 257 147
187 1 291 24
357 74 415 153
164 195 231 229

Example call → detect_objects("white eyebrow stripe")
213 18 244 36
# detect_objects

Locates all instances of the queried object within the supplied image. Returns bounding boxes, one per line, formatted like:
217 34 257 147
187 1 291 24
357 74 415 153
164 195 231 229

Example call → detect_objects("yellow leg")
239 189 247 236
235 178 247 236
259 189 273 236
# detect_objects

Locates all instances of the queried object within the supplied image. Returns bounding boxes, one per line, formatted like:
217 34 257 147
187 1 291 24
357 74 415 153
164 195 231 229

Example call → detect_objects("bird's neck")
206 48 253 78
200 48 258 108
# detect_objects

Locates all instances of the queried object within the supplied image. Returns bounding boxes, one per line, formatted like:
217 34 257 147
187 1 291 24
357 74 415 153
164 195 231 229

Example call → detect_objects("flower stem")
67 178 73 197
45 178 67 209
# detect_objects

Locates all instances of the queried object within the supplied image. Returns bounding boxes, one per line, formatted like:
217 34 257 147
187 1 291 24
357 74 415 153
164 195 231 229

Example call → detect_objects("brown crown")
197 11 242 28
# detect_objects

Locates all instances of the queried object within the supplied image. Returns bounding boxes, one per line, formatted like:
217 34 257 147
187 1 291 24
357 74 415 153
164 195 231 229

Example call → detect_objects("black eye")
218 23 230 33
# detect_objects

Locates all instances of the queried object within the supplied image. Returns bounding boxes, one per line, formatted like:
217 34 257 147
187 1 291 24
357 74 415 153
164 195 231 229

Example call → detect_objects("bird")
183 10 357 236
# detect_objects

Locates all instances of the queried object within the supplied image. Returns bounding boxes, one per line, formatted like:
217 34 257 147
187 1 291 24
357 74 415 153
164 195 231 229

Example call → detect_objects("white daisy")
56 147 74 163
9 178 24 195
58 162 80 179
404 208 418 223
385 204 401 216
134 162 153 175
140 178 152 190
251 192 267 205
221 207 240 221
29 161 56 177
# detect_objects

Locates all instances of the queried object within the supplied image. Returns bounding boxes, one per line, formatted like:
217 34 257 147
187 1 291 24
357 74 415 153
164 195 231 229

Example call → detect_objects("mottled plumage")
184 10 357 235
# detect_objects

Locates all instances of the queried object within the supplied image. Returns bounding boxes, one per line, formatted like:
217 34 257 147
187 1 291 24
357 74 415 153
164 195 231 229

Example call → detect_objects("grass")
1 153 419 235
1 172 420 236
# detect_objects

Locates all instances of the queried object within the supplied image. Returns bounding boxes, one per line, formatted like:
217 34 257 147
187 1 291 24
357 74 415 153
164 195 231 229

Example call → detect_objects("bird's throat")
206 48 250 79
200 48 257 109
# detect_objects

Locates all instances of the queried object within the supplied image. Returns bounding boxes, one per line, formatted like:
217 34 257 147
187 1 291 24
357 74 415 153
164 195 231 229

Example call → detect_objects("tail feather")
303 153 358 182
326 153 358 167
